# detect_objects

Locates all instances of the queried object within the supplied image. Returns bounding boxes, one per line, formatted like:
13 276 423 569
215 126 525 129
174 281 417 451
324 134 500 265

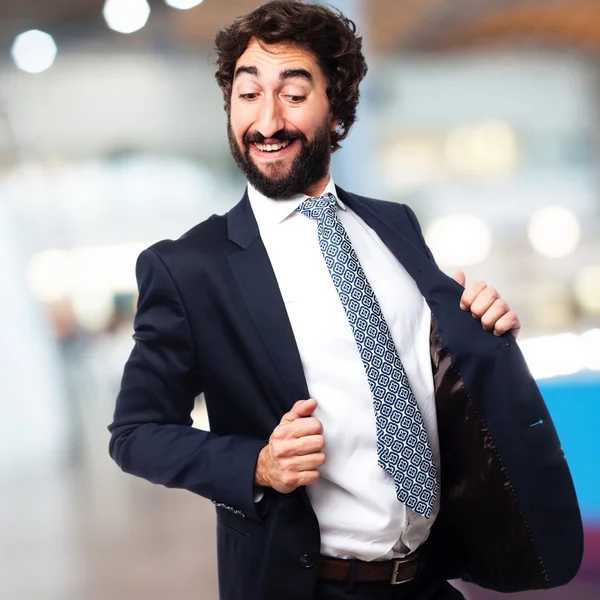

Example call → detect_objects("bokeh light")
164 0 204 9
103 0 151 34
444 120 519 178
425 214 492 267
528 206 581 258
574 265 600 313
26 250 74 302
11 30 57 74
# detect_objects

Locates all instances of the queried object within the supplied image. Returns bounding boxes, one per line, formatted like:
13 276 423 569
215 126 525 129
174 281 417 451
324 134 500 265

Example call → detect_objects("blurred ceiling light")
445 120 518 179
70 290 115 333
11 30 57 74
425 214 492 267
528 206 580 258
27 242 150 305
164 0 204 9
530 283 573 331
383 136 440 191
581 329 600 370
27 250 74 302
70 242 147 293
519 333 585 380
574 265 600 313
103 0 151 34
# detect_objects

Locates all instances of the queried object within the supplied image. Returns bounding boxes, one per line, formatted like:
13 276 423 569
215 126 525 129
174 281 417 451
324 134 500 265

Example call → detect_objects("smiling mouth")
252 139 295 153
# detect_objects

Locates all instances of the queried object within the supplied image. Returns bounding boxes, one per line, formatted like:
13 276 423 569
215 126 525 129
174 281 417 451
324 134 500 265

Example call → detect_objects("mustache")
244 129 307 145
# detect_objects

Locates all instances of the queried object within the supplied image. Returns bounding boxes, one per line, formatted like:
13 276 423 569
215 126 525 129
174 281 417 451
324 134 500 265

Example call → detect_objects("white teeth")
255 140 291 152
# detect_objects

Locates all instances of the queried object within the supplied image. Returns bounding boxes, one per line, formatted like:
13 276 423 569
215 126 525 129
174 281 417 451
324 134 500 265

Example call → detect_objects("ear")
330 116 339 132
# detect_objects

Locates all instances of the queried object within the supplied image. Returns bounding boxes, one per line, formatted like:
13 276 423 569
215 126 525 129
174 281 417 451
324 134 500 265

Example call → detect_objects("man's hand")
254 398 325 494
453 271 521 339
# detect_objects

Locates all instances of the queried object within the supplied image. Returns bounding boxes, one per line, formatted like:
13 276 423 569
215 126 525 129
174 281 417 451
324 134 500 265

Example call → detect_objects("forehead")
235 38 326 83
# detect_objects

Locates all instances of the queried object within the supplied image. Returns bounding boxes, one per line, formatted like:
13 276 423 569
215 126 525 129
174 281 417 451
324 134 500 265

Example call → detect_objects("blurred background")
0 0 599 598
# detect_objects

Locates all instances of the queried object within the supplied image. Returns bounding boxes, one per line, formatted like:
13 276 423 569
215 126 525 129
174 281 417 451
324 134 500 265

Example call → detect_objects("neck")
303 173 331 198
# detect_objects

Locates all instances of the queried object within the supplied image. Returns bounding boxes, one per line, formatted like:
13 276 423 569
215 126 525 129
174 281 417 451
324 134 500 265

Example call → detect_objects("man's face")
228 39 336 199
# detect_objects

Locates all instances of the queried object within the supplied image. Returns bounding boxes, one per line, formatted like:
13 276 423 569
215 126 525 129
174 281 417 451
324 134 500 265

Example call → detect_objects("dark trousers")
313 579 465 600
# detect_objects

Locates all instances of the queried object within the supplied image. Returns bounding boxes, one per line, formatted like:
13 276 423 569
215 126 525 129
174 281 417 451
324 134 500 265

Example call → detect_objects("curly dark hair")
214 0 368 151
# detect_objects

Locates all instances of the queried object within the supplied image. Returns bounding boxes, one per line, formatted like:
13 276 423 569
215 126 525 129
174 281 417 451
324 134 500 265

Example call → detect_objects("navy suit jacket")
109 187 582 600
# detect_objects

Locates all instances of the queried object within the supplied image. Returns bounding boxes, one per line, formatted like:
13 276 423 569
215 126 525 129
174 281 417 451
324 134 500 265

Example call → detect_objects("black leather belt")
317 551 425 585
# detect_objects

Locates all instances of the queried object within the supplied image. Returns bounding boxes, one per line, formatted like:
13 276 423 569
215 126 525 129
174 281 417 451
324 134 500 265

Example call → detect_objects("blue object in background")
539 371 600 522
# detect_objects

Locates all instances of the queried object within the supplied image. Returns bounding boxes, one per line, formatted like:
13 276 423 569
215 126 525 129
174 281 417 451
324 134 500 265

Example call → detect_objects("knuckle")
279 457 292 471
480 307 491 319
281 472 297 488
279 412 292 424
282 423 296 437
498 300 510 312
310 418 323 433
271 426 285 440
271 441 288 459
481 315 494 329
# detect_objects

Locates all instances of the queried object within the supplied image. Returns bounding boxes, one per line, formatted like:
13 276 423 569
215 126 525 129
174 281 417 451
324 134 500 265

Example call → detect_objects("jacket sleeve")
108 247 266 521
403 204 438 266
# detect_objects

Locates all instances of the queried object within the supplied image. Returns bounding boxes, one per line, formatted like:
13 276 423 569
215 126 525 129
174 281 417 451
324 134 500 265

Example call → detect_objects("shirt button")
299 554 315 569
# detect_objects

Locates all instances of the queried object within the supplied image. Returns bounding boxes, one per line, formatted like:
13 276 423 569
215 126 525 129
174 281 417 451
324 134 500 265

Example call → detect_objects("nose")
255 93 285 140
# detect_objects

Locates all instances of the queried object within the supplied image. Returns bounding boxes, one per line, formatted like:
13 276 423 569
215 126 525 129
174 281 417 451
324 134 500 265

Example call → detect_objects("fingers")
278 452 326 473
270 434 323 460
462 283 498 315
469 292 521 339
281 398 317 423
491 311 521 338
452 270 466 287
272 434 324 458
266 426 325 494
278 468 321 491
479 298 509 331
273 417 323 442
296 434 325 455
266 399 327 494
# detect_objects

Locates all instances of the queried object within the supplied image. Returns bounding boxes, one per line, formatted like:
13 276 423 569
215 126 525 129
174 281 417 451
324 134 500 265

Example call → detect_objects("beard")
228 116 332 199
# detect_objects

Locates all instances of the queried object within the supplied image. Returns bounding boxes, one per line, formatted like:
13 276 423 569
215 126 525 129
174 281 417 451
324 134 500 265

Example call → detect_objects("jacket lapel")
337 186 439 296
226 190 309 415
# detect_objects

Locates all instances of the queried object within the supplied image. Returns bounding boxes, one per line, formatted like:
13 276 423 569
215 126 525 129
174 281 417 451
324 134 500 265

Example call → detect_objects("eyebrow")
280 69 312 82
233 65 313 82
234 65 258 79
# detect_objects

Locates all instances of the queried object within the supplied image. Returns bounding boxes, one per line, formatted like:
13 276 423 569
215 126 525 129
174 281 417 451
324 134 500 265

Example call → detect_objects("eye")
240 93 259 100
287 95 305 103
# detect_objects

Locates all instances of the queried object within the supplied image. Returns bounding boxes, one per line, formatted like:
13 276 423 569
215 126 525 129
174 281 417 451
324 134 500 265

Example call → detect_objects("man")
108 2 582 599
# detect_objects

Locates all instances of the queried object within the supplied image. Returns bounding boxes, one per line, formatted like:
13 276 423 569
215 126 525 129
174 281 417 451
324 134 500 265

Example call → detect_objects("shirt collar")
247 175 345 228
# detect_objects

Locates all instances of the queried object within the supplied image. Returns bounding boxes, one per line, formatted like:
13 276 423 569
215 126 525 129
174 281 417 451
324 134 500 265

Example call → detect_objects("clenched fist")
254 398 326 494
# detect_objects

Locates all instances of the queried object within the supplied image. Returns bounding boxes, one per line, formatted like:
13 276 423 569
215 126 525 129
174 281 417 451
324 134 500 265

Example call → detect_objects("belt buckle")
390 556 417 585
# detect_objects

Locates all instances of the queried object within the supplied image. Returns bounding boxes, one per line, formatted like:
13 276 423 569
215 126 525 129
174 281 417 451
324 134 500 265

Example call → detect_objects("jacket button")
299 554 315 569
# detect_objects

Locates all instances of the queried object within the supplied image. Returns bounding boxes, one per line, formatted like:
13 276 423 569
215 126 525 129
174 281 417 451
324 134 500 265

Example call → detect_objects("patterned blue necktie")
297 194 439 518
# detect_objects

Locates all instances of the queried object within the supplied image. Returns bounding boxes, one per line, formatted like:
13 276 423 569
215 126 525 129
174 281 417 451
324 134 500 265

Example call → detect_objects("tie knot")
297 193 337 221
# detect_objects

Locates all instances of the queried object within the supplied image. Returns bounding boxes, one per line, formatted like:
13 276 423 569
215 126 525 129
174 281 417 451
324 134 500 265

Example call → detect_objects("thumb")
282 398 317 423
452 270 466 288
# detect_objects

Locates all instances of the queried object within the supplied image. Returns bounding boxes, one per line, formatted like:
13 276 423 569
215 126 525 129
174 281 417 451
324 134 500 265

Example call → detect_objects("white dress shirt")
247 177 441 561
